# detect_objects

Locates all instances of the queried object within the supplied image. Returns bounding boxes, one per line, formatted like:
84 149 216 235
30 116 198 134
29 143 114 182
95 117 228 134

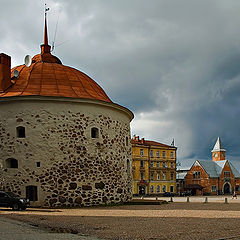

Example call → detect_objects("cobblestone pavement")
1 198 240 240
0 216 102 240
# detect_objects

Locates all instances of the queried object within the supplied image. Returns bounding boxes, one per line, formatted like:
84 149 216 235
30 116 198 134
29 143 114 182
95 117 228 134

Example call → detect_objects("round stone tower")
0 15 133 207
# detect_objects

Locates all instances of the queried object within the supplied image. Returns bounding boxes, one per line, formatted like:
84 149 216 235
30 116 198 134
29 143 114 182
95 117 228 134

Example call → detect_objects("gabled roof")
229 162 240 178
192 160 240 178
196 160 221 178
177 172 188 180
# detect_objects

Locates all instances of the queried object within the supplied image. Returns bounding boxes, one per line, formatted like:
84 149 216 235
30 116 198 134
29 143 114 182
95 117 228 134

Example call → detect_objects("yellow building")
131 136 177 195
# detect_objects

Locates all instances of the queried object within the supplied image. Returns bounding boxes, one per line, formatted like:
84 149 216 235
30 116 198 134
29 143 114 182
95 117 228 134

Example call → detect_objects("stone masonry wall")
0 98 132 207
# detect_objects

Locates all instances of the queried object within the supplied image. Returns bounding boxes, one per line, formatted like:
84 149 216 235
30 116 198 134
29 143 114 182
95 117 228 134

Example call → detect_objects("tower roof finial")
41 4 51 54
44 4 49 45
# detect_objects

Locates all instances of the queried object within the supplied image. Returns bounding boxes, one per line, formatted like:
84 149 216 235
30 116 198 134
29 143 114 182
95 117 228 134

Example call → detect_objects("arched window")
91 127 99 138
16 126 25 138
6 158 18 168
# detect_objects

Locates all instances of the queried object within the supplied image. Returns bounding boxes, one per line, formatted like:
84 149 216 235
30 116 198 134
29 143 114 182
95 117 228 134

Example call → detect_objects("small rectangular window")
157 162 160 168
224 171 230 178
150 185 154 193
211 186 217 192
140 160 144 168
140 149 143 157
140 171 145 180
126 136 129 146
36 162 40 167
163 172 166 180
193 171 201 178
91 127 99 138
163 151 166 158
150 161 153 168
171 151 174 158
17 126 26 138
150 172 154 181
150 150 153 158
156 151 160 158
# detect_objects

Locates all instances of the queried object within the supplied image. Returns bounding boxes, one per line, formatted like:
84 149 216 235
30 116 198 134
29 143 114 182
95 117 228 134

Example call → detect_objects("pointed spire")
211 137 226 152
41 4 51 54
44 10 49 46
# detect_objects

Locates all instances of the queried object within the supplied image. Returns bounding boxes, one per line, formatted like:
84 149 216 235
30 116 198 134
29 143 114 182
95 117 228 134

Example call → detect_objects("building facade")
185 137 240 195
0 16 133 207
176 168 190 195
131 136 177 195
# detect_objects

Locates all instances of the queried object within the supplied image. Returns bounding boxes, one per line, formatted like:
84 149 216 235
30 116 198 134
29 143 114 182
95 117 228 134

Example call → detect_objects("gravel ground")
1 201 240 240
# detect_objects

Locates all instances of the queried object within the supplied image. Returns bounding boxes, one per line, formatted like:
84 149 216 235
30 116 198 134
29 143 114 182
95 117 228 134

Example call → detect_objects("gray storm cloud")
0 0 240 168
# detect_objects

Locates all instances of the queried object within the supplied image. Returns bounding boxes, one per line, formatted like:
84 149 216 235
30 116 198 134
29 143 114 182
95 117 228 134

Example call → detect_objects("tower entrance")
223 182 231 194
26 186 38 201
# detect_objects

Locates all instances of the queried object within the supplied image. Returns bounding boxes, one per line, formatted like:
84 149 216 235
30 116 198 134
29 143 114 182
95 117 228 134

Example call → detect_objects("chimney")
0 53 11 92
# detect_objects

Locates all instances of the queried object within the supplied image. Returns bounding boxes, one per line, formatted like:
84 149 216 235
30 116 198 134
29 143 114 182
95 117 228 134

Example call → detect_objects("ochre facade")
131 136 177 195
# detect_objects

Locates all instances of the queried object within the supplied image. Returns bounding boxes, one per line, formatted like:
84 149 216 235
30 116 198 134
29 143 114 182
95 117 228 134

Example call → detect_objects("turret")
211 137 226 161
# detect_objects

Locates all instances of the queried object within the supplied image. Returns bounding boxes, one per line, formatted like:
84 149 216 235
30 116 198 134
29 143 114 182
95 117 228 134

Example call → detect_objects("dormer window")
16 126 25 138
6 158 18 168
91 127 99 138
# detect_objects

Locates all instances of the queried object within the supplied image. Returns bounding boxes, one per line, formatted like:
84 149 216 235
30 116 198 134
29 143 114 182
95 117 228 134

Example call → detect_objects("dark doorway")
191 189 197 196
139 186 146 195
223 183 231 194
26 186 38 201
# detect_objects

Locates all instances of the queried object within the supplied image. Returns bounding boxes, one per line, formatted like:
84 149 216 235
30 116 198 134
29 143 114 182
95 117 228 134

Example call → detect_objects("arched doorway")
223 182 231 194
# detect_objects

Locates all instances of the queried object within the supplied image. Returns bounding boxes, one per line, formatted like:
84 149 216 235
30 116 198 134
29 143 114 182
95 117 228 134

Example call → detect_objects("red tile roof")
0 53 112 102
131 139 176 148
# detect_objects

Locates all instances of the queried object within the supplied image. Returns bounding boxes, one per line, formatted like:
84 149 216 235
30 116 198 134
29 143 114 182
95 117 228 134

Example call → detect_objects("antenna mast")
52 11 61 52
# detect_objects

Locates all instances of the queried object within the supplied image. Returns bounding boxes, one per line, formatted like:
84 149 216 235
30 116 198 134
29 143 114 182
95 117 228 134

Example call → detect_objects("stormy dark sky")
1 0 240 168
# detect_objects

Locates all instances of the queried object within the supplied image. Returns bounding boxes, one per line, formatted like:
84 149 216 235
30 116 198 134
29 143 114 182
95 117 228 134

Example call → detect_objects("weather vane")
45 3 50 15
